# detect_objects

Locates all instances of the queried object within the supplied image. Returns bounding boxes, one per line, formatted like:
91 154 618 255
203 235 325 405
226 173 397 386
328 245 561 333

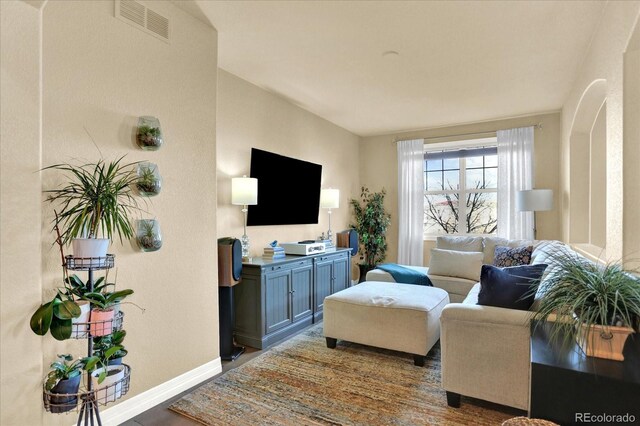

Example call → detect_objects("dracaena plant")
42 156 143 245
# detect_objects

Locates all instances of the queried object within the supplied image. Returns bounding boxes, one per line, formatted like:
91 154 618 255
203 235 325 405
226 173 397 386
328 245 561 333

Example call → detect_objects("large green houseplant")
349 186 391 280
43 156 142 259
531 249 640 361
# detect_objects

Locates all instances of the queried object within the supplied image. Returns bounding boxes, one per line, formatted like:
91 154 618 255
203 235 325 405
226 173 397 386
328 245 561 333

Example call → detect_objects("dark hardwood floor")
123 345 262 426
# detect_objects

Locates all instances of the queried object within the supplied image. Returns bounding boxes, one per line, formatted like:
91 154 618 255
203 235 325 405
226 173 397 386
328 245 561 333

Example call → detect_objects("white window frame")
424 137 498 239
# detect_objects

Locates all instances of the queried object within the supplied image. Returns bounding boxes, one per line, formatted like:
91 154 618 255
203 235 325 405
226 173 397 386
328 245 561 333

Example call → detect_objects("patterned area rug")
170 324 516 425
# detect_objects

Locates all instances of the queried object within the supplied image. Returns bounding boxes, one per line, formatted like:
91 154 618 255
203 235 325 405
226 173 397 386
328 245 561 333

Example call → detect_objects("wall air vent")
115 0 170 43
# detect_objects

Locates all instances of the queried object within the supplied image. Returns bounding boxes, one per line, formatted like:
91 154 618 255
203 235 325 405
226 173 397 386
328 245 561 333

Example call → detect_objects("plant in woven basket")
531 248 640 360
349 186 391 269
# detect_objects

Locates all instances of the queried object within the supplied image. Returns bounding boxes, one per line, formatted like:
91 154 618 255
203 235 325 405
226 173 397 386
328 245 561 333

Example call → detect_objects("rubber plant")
349 186 391 277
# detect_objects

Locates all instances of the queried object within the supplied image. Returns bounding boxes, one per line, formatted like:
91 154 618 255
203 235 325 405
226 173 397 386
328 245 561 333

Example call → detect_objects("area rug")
170 324 516 425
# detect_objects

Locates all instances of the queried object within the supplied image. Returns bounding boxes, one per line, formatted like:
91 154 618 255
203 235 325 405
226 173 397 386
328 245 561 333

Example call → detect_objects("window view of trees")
424 146 498 237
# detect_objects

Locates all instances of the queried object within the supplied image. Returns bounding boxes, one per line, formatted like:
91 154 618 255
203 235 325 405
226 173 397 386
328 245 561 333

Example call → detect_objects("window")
424 137 498 238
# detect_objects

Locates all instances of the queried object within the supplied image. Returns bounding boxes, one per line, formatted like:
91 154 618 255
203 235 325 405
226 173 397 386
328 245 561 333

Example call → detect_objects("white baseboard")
93 357 222 426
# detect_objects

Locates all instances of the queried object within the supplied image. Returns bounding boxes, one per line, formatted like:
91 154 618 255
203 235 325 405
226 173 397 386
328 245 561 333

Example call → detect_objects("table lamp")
516 189 553 239
320 188 340 245
232 175 258 259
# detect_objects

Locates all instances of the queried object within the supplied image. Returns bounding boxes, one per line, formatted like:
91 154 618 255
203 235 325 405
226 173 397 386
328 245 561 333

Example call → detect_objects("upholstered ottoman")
323 281 449 366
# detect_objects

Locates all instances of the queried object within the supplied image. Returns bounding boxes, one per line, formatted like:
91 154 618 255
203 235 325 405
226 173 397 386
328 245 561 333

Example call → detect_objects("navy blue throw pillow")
477 264 548 311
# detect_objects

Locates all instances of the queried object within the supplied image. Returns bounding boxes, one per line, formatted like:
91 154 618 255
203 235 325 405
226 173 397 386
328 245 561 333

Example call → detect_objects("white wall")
1 2 44 424
560 1 640 263
216 70 360 257
1 1 219 425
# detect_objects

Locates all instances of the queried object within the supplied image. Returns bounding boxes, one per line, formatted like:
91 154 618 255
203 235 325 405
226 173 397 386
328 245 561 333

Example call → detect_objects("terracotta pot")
89 308 115 337
576 323 634 361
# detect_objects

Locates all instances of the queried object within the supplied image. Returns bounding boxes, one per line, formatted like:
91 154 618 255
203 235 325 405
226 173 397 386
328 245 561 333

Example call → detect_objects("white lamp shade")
516 189 553 212
231 176 258 205
320 188 340 209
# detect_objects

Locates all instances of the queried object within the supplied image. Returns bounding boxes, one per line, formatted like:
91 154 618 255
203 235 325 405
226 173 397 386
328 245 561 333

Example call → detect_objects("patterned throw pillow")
493 245 533 267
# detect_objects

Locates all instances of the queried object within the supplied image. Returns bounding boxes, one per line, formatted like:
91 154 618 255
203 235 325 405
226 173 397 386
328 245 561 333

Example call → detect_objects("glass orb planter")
136 219 162 252
136 116 163 151
136 162 162 196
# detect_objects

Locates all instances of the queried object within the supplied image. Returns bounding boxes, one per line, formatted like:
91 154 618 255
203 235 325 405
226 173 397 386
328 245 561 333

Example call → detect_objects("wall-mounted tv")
247 148 322 226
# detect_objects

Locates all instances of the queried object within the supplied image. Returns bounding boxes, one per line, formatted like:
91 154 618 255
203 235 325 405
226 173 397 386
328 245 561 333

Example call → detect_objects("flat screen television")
247 148 322 226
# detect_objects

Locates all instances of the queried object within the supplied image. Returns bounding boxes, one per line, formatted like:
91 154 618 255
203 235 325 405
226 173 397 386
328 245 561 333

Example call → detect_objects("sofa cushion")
477 264 548 311
483 237 533 265
436 236 484 252
429 248 484 281
493 245 533 267
366 267 475 302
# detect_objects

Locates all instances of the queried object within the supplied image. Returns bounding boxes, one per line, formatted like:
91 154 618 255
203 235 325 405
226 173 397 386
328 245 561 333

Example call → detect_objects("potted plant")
136 116 163 150
136 162 162 196
136 219 162 252
89 345 126 403
349 186 391 281
42 156 142 260
62 274 109 337
45 354 97 413
532 250 640 361
93 330 128 366
30 292 81 341
83 289 134 337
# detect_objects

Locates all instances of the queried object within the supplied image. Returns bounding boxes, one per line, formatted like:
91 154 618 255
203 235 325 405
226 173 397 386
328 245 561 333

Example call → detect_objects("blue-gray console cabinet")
234 248 351 349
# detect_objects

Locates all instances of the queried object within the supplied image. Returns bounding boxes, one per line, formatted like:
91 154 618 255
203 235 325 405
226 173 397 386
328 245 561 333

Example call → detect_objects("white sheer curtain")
397 139 424 265
497 127 534 240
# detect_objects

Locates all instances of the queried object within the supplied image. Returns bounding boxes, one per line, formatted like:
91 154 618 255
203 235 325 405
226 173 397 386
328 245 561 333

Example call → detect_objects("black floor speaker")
218 286 245 361
218 237 245 361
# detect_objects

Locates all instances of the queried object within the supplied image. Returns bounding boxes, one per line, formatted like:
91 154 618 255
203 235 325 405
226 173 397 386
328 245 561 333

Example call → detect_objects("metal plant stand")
42 255 131 425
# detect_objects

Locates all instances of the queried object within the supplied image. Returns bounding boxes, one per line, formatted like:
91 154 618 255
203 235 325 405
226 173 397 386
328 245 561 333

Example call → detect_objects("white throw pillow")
436 236 484 253
429 248 484 281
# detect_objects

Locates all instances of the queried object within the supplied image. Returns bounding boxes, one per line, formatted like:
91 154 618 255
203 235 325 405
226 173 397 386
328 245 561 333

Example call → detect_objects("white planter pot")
72 238 109 258
71 301 91 338
91 365 125 403
577 323 634 361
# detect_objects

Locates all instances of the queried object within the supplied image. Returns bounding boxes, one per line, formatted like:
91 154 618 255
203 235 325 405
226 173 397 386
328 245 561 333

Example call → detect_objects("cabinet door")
291 264 313 322
264 269 292 334
331 255 349 294
314 259 333 314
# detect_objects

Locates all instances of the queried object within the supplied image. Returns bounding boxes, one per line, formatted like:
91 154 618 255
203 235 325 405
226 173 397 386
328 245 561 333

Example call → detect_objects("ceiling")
192 1 605 137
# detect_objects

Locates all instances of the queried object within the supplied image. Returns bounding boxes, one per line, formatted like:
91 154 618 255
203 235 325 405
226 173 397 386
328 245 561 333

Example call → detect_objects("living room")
1 1 639 425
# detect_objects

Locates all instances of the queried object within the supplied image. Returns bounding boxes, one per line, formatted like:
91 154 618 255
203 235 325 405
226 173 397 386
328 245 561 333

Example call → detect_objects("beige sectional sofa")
367 235 568 412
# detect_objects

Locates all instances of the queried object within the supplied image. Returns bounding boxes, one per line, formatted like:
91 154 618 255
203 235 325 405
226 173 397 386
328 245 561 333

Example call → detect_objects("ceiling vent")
115 0 170 43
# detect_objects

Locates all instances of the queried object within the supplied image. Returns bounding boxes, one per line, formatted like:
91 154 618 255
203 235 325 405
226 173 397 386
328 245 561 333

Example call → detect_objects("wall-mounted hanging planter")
136 219 162 252
136 162 162 196
136 116 163 150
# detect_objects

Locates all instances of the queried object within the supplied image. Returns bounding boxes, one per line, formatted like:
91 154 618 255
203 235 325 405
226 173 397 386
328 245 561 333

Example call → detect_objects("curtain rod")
393 123 543 143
